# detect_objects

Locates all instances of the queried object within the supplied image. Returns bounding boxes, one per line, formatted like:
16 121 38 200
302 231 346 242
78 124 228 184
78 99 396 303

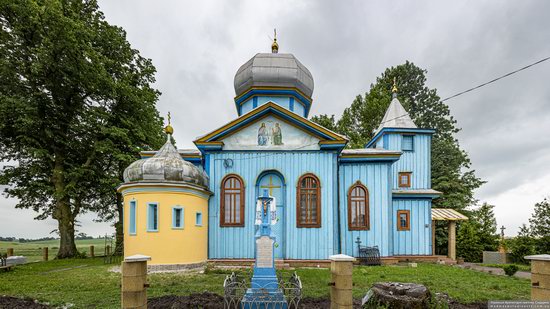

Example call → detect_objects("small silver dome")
234 53 314 98
123 136 209 188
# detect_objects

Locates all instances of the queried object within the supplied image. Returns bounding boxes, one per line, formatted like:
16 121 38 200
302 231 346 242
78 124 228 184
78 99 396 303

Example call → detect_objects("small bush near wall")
503 265 518 276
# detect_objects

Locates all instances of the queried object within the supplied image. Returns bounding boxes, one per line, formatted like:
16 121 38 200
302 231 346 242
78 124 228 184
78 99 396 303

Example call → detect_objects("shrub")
457 221 483 262
508 224 535 264
503 265 518 276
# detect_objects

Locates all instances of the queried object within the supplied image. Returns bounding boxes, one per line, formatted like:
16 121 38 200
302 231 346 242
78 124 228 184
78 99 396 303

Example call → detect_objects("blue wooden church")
164 39 463 263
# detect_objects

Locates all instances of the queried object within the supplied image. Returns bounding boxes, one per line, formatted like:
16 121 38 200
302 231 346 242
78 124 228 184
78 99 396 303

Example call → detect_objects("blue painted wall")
384 133 432 189
240 96 306 117
206 151 338 260
392 199 432 255
338 162 393 257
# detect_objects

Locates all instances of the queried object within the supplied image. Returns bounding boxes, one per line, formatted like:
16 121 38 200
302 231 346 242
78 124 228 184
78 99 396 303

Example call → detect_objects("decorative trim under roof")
365 127 435 148
392 189 442 199
194 102 348 152
431 208 468 221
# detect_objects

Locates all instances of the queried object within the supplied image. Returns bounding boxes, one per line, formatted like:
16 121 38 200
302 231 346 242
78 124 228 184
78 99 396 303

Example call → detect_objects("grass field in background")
0 239 108 262
0 259 530 308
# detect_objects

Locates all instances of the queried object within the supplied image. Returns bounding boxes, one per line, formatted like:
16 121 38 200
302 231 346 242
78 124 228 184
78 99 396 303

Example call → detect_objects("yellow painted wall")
122 188 208 265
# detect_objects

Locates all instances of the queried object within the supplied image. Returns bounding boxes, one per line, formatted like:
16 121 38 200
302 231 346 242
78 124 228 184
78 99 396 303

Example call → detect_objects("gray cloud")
1 0 549 237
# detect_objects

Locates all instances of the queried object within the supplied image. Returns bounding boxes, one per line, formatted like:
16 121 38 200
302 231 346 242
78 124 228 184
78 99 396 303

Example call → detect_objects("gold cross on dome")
260 176 281 196
167 112 171 125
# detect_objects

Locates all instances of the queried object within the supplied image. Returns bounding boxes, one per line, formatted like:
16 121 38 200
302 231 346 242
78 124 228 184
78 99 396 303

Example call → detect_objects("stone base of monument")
241 287 288 309
241 266 288 308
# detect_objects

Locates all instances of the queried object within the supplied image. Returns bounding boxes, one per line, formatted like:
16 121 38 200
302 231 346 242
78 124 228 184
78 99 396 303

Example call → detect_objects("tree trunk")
114 191 124 255
56 201 78 258
52 152 78 259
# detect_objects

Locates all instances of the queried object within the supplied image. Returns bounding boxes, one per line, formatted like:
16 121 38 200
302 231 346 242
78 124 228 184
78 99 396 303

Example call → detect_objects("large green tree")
0 0 164 258
456 203 498 262
311 62 484 211
508 224 536 264
529 197 550 254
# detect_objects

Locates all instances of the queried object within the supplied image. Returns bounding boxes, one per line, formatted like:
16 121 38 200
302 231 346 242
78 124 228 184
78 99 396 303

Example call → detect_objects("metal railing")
223 272 302 309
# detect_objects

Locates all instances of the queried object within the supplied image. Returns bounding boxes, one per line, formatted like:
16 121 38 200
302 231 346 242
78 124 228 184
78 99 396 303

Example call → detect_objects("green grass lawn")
0 259 530 308
480 263 531 272
0 239 108 262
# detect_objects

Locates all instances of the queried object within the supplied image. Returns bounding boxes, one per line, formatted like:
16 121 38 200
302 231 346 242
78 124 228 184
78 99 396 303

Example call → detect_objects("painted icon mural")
222 115 320 150
258 123 268 146
272 123 283 145
257 122 284 146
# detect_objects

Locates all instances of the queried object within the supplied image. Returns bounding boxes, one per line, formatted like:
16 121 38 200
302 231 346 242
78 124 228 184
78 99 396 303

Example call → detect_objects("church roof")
340 148 402 163
375 95 417 134
141 149 201 159
124 132 209 188
431 208 468 221
340 148 401 155
234 53 314 99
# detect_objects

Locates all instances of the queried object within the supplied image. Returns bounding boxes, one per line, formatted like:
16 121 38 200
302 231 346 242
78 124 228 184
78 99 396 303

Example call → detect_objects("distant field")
0 239 109 262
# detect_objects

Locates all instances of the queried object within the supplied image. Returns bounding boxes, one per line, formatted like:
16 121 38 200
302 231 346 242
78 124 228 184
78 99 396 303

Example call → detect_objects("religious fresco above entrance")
222 115 320 150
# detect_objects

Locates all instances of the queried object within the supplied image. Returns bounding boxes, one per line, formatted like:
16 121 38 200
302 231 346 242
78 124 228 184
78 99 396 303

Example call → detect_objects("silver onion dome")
234 52 314 98
123 132 209 188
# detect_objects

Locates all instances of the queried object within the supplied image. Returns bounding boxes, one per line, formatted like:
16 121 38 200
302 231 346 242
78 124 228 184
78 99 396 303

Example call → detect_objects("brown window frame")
348 181 370 230
398 172 411 188
296 173 321 228
220 174 245 227
397 210 410 231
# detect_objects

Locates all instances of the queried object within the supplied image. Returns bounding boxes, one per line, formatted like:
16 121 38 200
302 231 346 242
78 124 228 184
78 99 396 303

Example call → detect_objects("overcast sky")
1 0 549 238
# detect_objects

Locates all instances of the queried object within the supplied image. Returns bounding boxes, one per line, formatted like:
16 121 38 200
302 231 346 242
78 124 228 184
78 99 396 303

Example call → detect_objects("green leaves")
0 0 164 257
311 61 483 211
456 203 499 262
528 198 550 253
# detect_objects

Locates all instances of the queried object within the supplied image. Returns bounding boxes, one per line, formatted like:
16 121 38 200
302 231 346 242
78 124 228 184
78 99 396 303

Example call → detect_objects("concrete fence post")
447 221 456 260
90 245 95 258
525 255 550 301
6 248 13 257
329 254 355 309
121 254 150 309
43 247 48 261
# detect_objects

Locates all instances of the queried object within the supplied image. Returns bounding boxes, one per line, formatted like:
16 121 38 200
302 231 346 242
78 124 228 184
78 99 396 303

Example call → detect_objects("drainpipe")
336 152 342 254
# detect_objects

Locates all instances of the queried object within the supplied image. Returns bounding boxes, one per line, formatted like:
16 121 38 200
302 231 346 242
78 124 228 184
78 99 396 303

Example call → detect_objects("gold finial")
271 28 279 53
164 112 174 135
392 77 398 93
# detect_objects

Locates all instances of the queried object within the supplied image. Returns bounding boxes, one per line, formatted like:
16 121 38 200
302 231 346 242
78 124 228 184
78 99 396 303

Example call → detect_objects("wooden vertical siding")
392 199 432 255
386 133 432 189
338 162 393 257
207 151 338 260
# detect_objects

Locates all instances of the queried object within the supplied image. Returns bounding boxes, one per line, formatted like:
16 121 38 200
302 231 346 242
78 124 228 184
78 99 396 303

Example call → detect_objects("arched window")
220 174 245 227
348 182 369 230
296 173 321 228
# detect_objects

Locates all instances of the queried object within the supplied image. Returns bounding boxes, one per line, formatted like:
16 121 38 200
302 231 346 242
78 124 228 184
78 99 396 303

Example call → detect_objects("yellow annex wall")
122 188 208 265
